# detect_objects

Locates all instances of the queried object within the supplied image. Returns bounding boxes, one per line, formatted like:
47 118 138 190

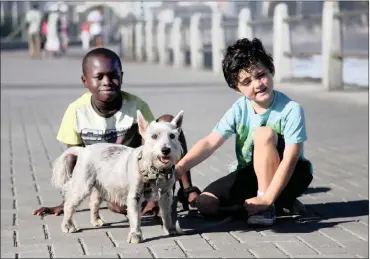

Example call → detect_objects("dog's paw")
91 218 105 227
127 231 143 244
61 222 77 233
163 227 177 236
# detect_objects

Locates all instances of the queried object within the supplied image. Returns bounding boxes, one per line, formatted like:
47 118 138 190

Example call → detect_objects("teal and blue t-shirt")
213 90 307 172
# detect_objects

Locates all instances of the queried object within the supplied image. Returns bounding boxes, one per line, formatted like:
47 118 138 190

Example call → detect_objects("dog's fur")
51 110 184 243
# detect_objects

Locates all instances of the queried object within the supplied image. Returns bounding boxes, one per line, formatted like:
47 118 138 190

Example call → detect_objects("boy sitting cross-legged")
175 38 313 226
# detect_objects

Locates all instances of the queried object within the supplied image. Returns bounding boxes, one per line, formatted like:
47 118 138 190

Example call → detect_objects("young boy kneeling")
33 48 199 217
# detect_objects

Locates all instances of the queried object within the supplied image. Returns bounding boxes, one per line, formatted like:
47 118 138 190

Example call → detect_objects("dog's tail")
50 146 83 189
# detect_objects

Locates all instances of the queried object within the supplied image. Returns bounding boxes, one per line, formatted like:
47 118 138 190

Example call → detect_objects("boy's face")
236 63 274 105
81 55 123 103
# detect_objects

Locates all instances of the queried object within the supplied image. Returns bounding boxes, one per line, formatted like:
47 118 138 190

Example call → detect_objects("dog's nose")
161 147 171 155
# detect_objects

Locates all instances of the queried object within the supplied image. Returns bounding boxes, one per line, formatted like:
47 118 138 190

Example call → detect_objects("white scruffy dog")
51 110 184 243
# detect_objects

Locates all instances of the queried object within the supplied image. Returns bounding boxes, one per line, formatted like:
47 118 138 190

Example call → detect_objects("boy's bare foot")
33 205 64 216
107 201 159 216
107 202 127 214
140 200 159 216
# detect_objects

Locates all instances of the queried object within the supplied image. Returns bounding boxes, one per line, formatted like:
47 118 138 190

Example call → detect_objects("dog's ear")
171 110 184 129
137 110 148 137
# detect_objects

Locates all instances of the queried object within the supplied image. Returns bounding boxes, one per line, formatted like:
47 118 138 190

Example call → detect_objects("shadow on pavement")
305 186 331 194
168 199 368 236
74 197 368 237
77 215 162 233
306 199 369 219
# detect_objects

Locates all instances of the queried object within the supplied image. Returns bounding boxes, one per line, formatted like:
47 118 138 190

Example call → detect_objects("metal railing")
118 1 368 90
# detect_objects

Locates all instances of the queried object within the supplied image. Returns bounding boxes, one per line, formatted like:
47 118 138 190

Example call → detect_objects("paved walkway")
1 47 368 258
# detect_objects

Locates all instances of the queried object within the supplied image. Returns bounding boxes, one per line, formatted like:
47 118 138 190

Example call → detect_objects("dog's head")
137 110 184 170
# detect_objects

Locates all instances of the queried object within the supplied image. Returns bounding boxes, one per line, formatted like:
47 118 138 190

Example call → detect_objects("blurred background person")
59 4 69 55
25 3 42 58
87 6 104 48
39 12 49 58
80 20 90 51
44 4 61 57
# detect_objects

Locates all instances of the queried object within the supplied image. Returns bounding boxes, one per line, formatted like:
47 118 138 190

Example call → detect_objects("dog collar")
138 151 175 183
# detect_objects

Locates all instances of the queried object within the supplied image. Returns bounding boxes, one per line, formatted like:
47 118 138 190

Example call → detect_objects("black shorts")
203 136 313 210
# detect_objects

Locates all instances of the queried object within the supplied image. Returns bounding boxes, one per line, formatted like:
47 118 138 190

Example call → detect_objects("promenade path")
1 46 368 258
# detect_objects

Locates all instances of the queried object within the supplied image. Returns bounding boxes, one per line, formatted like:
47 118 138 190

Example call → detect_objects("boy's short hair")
222 38 275 90
82 48 122 75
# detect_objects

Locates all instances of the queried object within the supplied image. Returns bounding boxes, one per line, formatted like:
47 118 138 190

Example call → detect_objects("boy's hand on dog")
244 197 270 215
33 206 63 216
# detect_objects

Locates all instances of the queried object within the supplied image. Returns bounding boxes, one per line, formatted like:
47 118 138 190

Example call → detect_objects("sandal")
178 186 201 211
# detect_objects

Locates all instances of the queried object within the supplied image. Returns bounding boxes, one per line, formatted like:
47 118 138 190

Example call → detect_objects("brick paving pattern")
1 48 368 258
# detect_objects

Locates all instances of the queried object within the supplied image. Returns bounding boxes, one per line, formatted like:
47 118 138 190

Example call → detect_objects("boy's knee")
254 127 278 146
196 193 220 215
157 114 174 123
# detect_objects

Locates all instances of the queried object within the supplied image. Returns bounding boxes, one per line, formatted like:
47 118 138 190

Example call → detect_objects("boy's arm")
176 132 227 178
176 103 238 177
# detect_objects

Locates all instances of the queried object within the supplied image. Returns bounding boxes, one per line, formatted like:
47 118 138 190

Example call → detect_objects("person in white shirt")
80 21 90 51
25 3 42 58
45 4 61 57
87 7 104 48
59 4 69 54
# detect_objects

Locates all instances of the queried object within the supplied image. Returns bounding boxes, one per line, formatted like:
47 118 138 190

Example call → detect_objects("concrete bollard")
127 24 134 60
11 1 18 28
261 1 270 17
322 1 342 91
134 21 144 61
190 13 203 69
145 12 155 63
211 11 225 74
123 25 134 60
273 3 291 83
119 26 126 59
171 17 184 68
157 20 168 65
0 2 4 26
238 8 253 40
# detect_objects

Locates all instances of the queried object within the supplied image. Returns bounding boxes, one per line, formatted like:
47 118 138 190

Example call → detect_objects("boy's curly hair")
222 38 274 90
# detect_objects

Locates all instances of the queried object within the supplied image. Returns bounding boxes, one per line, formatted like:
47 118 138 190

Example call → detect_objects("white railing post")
1 2 4 26
124 25 133 60
127 24 134 60
211 11 225 74
119 26 126 59
238 8 253 39
157 20 167 65
261 1 270 17
11 1 18 27
134 21 144 61
322 1 342 91
273 3 291 83
145 12 155 62
171 17 184 67
190 13 203 69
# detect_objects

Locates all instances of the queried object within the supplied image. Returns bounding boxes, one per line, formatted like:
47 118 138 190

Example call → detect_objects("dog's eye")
169 133 175 139
151 134 158 140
